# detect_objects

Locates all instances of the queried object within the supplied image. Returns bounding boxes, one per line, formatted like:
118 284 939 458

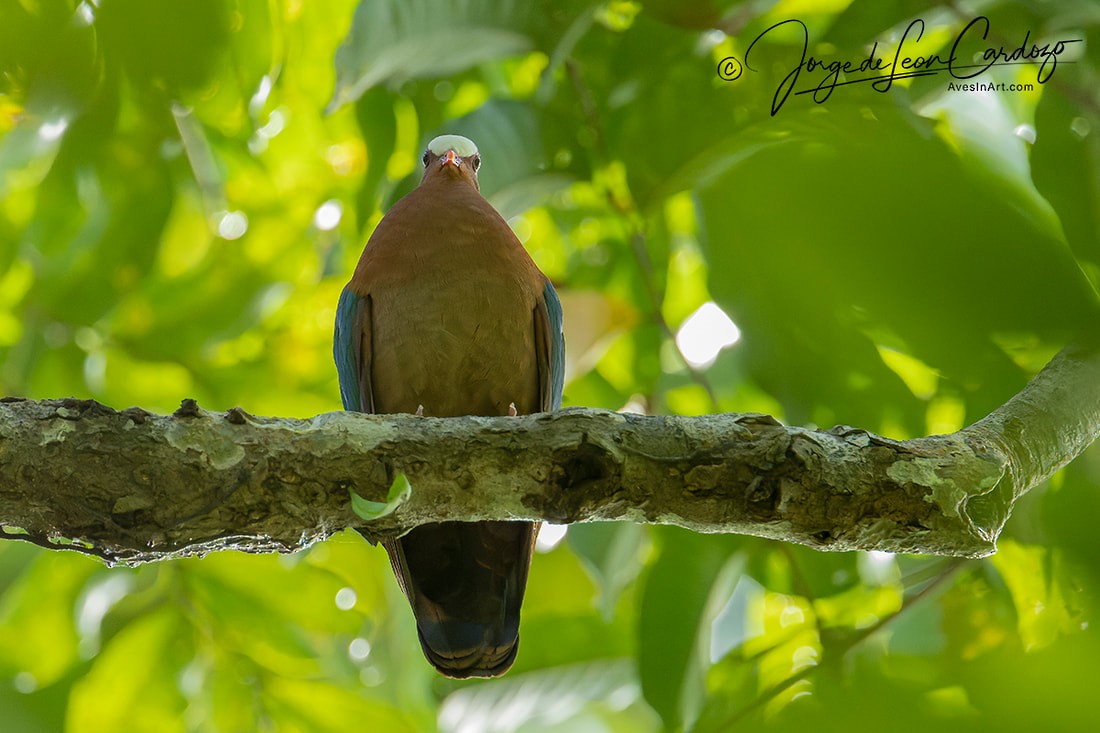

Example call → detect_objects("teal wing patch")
536 279 566 411
333 286 373 413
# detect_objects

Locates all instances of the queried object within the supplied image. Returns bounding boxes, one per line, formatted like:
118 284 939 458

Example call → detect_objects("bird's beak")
441 149 462 169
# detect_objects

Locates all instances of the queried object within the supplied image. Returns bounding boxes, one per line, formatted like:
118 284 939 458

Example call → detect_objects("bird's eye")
471 154 481 172
422 151 430 167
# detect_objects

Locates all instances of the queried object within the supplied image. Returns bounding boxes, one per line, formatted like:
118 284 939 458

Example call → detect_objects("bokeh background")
2 0 1100 730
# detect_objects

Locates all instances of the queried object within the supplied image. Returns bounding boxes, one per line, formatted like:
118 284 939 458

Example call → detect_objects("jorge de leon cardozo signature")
732 16 1081 115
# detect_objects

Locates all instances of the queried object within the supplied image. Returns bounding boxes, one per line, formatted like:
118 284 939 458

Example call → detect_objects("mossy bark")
1 344 1097 565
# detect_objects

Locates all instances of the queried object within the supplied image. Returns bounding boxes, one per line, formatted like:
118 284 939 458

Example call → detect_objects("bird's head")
421 134 481 190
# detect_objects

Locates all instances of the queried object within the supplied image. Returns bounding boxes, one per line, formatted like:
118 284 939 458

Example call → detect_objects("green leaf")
183 552 362 637
568 522 648 620
1032 83 1100 275
331 0 535 109
637 527 744 730
0 552 98 685
66 607 190 733
0 2 99 197
696 97 1098 428
438 659 654 733
0 679 68 733
990 540 1075 650
266 677 421 732
95 0 233 95
354 85 399 227
350 473 412 520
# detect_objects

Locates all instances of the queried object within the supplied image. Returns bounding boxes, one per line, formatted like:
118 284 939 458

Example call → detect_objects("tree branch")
1 343 1097 565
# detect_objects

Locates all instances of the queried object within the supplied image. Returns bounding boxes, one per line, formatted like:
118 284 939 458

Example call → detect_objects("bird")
333 134 565 678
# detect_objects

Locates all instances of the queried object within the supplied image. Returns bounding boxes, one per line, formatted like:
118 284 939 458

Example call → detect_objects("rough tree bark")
1 343 1097 566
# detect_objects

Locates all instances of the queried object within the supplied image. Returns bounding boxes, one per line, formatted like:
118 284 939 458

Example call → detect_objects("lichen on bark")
0 343 1097 565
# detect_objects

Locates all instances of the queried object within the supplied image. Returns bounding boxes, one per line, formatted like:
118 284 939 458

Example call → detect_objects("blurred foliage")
2 0 1100 730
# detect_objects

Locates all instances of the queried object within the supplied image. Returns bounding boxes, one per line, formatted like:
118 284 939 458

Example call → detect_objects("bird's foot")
508 402 518 417
415 405 425 417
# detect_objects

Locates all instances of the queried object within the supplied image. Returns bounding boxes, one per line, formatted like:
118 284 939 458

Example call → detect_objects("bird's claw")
415 405 424 417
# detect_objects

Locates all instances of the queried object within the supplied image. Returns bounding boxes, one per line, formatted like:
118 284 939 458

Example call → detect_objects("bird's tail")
383 520 538 678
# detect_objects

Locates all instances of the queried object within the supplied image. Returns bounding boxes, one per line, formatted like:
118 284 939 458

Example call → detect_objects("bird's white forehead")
426 134 478 158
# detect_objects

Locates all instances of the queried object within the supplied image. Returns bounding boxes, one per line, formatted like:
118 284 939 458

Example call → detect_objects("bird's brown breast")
355 182 543 417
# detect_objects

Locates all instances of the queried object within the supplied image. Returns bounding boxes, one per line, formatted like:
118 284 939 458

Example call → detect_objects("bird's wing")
333 286 373 413
534 278 566 412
